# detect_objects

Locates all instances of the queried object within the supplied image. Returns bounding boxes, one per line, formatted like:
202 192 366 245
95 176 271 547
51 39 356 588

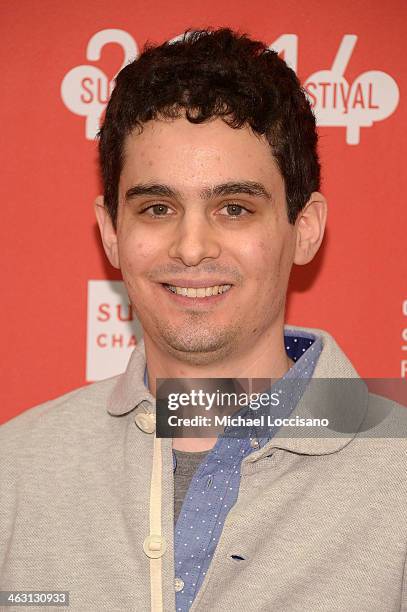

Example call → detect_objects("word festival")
62 30 399 145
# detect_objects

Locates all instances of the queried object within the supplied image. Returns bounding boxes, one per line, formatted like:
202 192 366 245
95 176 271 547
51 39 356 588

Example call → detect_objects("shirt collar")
107 338 155 416
106 327 368 456
251 325 368 457
222 331 322 444
107 330 318 417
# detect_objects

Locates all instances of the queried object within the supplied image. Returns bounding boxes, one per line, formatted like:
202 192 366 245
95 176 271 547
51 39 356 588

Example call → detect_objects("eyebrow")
124 180 272 202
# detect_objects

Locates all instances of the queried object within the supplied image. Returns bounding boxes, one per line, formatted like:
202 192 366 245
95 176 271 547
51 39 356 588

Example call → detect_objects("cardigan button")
134 412 156 433
143 534 167 558
134 404 156 433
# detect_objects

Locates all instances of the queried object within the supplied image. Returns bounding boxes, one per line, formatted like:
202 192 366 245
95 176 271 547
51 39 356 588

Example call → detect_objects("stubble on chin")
152 313 243 366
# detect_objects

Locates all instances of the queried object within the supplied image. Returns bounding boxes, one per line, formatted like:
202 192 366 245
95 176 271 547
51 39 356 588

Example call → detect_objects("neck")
144 322 293 451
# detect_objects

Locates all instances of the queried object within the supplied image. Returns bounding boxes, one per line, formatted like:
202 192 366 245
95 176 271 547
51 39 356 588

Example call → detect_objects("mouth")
161 283 232 299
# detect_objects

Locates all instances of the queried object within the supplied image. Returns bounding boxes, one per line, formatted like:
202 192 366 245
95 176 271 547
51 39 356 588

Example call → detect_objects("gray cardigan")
1 325 407 611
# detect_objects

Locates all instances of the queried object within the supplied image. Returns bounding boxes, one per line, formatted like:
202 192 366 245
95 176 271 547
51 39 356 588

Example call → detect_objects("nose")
168 211 221 266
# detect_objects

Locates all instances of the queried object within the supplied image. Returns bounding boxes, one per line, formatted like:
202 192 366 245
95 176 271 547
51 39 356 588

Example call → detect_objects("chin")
158 326 240 364
163 343 232 366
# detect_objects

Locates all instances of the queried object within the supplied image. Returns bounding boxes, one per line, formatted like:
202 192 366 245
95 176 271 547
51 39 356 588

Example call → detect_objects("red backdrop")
2 0 406 424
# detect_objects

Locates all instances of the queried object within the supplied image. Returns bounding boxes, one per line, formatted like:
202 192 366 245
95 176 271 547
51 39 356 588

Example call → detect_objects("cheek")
259 243 283 297
238 234 292 317
238 238 281 281
118 231 163 275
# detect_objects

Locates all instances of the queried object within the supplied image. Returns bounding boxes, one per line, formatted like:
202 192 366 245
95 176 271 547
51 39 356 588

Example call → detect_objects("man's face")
113 116 297 364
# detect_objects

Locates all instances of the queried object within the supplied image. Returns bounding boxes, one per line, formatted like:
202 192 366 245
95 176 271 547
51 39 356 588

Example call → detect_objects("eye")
141 203 174 217
218 203 251 217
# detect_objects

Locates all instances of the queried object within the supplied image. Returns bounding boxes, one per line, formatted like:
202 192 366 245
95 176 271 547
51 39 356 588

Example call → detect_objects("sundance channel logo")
61 30 399 144
86 280 143 381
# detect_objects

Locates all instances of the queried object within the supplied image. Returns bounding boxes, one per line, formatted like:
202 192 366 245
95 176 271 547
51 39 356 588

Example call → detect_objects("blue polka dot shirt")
146 329 322 611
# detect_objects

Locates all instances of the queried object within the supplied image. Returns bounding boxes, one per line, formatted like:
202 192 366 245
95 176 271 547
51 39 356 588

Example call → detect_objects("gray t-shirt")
173 449 209 524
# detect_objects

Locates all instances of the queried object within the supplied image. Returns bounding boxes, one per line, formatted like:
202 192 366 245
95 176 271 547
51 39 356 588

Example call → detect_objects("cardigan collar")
107 325 368 457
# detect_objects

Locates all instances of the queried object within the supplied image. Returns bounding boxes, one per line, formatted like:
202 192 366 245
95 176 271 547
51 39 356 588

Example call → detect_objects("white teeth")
165 284 231 298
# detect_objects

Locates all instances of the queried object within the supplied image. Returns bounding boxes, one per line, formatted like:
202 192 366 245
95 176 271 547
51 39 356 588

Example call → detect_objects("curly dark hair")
98 28 320 229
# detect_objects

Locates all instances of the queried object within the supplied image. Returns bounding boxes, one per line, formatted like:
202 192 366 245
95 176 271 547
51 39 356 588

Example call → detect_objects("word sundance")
62 30 399 144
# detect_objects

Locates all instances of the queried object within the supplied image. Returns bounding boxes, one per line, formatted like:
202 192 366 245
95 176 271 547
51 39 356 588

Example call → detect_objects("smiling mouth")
162 283 232 298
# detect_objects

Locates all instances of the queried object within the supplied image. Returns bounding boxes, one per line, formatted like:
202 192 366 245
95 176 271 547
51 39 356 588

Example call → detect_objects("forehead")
120 117 284 195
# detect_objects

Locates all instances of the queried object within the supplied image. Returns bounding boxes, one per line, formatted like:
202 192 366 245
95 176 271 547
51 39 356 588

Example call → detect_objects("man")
1 28 406 612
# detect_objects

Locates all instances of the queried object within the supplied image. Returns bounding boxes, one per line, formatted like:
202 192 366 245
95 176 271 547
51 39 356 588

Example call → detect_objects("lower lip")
160 284 232 305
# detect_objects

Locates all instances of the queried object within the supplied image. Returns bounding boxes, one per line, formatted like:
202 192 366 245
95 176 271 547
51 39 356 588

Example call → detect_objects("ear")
294 192 327 265
94 195 120 269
